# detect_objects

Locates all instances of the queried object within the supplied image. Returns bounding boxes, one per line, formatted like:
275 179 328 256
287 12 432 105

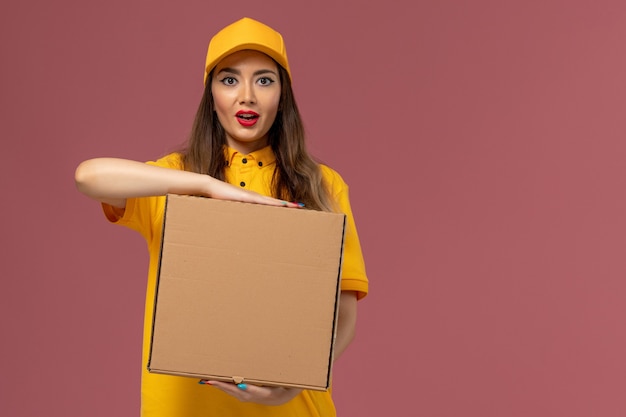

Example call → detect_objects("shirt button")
242 158 247 164
240 181 246 187
258 161 263 167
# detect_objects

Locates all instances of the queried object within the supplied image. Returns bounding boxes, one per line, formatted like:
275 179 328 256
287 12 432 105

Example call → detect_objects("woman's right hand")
203 175 299 208
75 157 300 208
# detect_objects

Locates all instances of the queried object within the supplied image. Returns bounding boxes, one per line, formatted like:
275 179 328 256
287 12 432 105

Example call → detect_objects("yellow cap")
204 17 291 84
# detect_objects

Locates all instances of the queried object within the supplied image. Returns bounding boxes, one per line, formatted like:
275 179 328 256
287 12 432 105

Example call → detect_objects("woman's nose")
239 82 256 104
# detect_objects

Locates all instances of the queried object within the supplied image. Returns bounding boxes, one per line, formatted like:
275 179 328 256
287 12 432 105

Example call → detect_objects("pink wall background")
2 0 626 416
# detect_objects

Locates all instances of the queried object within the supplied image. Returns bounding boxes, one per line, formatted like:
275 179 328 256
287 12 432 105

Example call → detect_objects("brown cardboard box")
147 194 346 391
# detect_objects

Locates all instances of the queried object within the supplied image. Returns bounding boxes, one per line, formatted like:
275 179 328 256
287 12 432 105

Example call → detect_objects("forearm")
333 290 358 361
75 158 212 203
74 157 298 209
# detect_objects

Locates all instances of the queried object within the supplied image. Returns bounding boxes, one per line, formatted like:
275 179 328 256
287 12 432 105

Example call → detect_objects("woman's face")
211 50 281 154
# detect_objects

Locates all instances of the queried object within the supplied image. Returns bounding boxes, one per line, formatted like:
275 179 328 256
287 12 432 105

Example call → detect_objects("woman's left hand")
199 380 303 405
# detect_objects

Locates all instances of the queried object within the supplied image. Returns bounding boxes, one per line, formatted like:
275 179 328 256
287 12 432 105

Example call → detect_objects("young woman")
75 17 368 417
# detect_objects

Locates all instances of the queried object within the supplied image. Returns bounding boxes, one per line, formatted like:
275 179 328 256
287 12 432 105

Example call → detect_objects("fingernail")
198 380 209 385
293 202 305 207
237 383 248 390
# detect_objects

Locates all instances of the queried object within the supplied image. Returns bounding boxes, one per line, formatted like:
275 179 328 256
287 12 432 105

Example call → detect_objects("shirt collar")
224 145 276 168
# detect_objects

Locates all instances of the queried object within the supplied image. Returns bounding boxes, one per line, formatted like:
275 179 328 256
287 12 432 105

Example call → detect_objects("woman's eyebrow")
216 68 278 77
217 67 240 75
253 69 278 77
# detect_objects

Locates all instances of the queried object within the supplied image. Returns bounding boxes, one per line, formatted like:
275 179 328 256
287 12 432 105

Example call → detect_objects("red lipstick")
236 110 259 127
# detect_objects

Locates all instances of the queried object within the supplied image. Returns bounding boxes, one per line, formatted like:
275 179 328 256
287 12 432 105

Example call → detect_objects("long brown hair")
180 64 334 212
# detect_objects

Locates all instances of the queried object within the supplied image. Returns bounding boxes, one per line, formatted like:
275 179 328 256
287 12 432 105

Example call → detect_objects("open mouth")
236 111 259 126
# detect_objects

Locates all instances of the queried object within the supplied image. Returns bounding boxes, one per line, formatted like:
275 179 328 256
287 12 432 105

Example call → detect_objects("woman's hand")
75 157 301 209
203 175 300 208
199 380 302 406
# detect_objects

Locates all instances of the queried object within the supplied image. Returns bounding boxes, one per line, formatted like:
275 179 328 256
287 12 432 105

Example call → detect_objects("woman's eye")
258 77 274 86
221 77 237 85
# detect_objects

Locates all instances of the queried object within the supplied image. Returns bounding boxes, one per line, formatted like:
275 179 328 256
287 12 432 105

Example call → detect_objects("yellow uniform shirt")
103 146 369 417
